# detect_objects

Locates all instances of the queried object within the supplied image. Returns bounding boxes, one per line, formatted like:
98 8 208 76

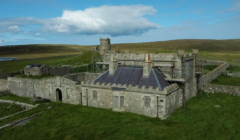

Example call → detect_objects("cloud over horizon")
0 5 160 36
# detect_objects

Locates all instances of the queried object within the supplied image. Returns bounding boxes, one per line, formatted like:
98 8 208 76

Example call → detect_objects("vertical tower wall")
100 38 111 55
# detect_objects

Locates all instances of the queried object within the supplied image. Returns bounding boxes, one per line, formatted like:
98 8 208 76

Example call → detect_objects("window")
92 90 98 100
113 96 118 108
18 82 21 89
120 96 124 108
113 96 124 108
144 96 151 107
66 88 70 99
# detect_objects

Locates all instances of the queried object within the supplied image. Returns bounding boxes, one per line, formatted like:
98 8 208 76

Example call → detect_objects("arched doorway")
56 89 62 102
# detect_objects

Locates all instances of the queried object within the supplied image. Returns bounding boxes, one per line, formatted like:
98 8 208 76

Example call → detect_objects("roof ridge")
152 68 162 90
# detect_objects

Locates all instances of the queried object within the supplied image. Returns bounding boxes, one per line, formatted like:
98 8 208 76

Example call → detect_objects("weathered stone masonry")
81 82 182 119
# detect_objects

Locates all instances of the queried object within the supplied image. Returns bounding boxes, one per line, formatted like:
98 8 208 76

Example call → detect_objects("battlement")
104 53 177 61
81 81 179 95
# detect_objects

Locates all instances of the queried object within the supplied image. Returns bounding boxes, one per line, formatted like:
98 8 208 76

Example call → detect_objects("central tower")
100 38 111 55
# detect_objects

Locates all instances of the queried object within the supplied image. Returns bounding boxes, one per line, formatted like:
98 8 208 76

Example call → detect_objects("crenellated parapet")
163 83 179 94
81 81 179 95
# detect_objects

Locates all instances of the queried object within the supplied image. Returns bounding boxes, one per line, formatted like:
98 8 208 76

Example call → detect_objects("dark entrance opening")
56 89 62 102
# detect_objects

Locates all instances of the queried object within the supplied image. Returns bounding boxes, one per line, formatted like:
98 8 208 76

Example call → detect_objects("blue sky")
0 0 239 46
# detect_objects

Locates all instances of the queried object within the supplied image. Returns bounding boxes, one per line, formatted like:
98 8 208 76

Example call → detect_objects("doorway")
56 88 62 102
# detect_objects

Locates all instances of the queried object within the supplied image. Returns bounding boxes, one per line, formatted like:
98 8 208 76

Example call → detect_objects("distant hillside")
0 39 240 62
0 44 92 59
111 39 240 53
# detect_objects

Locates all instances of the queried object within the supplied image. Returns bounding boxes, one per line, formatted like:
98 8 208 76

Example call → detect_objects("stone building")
100 38 111 55
3 38 198 119
24 64 49 76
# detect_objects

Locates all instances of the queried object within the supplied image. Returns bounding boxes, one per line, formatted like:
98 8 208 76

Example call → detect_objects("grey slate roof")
94 67 169 90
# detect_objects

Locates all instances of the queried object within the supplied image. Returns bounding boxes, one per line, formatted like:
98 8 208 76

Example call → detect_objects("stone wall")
81 82 181 119
0 79 8 92
0 99 37 109
64 72 101 84
49 66 71 76
204 84 240 96
201 62 229 85
24 65 49 76
7 77 81 105
197 60 225 66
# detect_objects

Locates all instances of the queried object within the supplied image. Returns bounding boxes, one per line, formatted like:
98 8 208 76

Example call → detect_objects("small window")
66 88 70 99
120 96 124 108
113 96 118 108
92 90 98 100
144 96 151 107
18 82 21 89
160 100 164 102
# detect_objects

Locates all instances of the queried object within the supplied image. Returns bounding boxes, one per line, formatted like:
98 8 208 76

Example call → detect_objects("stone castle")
0 38 199 119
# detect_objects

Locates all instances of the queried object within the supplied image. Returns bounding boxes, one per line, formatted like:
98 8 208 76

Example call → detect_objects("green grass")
1 93 240 139
0 103 25 118
226 66 240 73
211 75 240 86
0 94 35 105
0 51 97 73
203 65 218 74
0 44 92 59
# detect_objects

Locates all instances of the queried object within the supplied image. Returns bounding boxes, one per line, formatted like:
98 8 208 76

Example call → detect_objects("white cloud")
42 5 160 36
0 5 160 36
35 32 41 36
8 25 20 32
0 39 2 44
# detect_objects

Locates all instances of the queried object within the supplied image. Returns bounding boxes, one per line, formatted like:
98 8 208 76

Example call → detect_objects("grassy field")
203 65 218 74
0 93 240 139
0 102 25 118
211 75 240 86
226 66 240 72
0 44 92 59
0 51 97 73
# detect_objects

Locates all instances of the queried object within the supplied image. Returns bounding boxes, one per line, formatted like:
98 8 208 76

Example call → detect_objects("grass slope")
112 39 240 53
0 93 240 140
0 51 96 73
0 103 25 118
0 44 92 59
211 75 240 86
112 39 240 63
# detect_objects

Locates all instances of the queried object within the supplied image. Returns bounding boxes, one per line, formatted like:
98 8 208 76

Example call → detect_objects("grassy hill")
0 44 92 59
0 51 97 73
112 39 240 63
1 93 240 140
1 39 240 73
112 39 240 53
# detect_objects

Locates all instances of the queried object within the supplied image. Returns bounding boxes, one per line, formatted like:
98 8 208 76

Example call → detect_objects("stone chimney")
109 56 118 75
192 49 198 57
143 54 152 77
177 50 185 57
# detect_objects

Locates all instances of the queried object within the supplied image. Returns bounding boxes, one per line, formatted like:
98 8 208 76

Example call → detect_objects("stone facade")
200 62 229 86
100 38 111 55
8 77 81 105
24 64 49 76
81 82 183 119
0 79 8 92
64 72 101 84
